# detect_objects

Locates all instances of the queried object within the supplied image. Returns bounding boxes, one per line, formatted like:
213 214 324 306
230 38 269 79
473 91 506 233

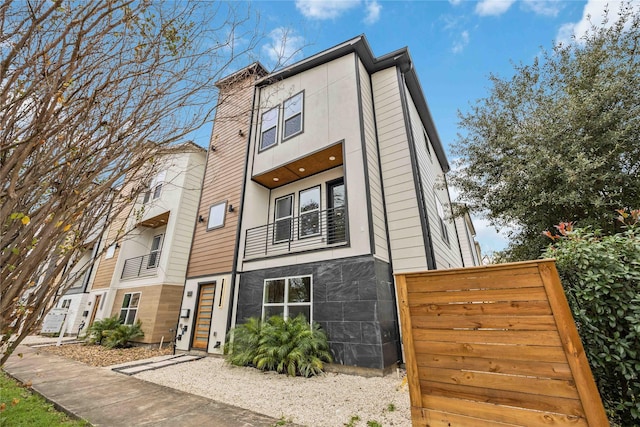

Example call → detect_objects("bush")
543 212 640 426
86 316 121 345
226 315 332 377
85 316 144 348
103 321 144 349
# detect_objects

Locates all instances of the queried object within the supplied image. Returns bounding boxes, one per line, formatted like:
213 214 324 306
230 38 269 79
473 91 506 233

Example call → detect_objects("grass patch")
0 372 89 427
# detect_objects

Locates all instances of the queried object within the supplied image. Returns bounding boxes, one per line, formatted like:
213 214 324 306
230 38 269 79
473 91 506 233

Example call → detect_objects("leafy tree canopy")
450 3 640 260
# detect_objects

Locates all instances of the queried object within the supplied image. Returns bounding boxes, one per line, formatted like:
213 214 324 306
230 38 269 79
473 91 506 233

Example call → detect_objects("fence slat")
417 353 573 380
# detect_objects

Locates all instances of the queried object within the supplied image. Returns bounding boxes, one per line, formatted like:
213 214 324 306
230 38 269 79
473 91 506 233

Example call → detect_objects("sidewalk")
3 344 286 427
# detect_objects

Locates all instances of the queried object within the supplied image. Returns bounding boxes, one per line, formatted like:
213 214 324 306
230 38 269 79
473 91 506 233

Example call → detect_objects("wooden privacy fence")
395 260 609 427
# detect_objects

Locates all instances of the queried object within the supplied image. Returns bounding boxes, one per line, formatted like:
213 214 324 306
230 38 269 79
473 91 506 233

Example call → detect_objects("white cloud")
295 0 360 20
452 30 470 53
261 28 306 67
556 0 639 45
522 0 561 17
472 216 511 254
449 0 463 5
475 0 516 16
363 0 382 25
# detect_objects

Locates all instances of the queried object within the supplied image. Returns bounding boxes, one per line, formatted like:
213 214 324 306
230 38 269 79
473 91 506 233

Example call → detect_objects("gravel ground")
136 357 411 427
24 337 411 426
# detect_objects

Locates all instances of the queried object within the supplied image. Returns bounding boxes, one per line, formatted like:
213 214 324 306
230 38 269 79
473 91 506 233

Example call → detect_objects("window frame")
298 185 321 239
262 275 313 324
119 292 141 325
422 128 432 160
282 91 304 141
207 201 227 231
273 194 294 244
259 106 279 152
435 195 450 245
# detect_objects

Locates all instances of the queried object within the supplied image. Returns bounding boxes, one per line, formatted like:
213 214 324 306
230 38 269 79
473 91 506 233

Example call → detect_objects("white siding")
372 67 428 272
403 84 463 269
358 59 389 262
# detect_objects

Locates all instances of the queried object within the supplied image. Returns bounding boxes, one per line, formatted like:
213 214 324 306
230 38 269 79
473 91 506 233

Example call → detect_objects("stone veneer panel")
236 255 399 370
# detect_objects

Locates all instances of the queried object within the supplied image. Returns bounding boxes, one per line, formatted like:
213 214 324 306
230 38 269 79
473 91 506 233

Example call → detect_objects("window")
263 276 312 322
260 107 279 151
143 170 166 203
105 243 116 259
435 196 450 245
283 92 303 140
207 201 227 230
299 186 320 238
423 129 432 159
119 292 140 325
274 195 293 243
61 299 71 309
148 234 162 268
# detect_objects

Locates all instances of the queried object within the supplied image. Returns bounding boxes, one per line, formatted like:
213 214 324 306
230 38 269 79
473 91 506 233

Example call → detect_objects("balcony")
121 251 161 279
244 207 348 259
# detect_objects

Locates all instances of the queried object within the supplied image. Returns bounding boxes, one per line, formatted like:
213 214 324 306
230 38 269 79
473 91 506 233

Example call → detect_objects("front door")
88 294 101 327
192 283 215 350
327 178 346 244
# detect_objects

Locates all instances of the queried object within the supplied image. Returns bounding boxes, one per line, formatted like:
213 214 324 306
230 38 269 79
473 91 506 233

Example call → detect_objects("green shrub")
224 316 263 366
86 316 121 345
103 321 144 348
543 213 639 426
226 315 332 377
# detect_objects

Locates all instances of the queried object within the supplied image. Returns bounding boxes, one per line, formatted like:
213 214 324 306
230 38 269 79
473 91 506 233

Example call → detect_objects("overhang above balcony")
252 143 343 189
137 211 170 228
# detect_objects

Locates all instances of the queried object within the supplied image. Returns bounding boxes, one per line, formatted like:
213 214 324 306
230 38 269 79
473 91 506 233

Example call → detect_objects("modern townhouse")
83 143 205 343
454 204 483 267
177 35 467 374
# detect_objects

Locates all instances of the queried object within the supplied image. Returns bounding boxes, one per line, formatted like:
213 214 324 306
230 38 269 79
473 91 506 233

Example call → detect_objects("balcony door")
147 234 163 268
327 178 346 244
274 195 293 243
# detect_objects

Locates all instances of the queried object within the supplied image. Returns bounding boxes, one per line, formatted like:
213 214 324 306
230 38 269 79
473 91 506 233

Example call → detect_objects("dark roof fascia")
255 35 449 173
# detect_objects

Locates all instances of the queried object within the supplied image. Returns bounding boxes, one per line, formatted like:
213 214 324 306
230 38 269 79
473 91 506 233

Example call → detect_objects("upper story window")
260 107 279 151
143 170 166 203
283 92 303 140
207 201 227 230
422 129 432 160
435 196 450 245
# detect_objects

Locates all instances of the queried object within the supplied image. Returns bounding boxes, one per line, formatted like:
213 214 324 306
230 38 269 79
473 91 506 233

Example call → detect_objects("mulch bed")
41 343 173 367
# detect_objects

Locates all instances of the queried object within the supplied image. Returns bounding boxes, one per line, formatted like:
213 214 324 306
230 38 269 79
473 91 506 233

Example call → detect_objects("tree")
0 0 269 365
542 211 640 425
450 3 640 261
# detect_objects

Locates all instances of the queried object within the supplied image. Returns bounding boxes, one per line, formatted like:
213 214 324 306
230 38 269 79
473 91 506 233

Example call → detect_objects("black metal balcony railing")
244 207 348 259
121 251 161 279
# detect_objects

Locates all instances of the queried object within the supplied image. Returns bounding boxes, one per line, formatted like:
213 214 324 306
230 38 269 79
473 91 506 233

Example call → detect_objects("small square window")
207 202 227 230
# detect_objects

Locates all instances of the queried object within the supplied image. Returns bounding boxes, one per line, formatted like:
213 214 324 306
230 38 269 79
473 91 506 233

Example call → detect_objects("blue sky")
198 0 627 255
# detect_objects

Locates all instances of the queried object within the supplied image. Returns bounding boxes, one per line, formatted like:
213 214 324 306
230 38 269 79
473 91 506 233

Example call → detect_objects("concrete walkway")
3 345 286 427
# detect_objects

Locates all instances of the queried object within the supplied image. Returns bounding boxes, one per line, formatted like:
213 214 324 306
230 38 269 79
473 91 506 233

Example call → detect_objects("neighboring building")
178 36 466 373
454 204 482 267
84 143 206 343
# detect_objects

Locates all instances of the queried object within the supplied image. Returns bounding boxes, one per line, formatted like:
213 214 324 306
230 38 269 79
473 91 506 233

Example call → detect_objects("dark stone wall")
236 255 400 370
